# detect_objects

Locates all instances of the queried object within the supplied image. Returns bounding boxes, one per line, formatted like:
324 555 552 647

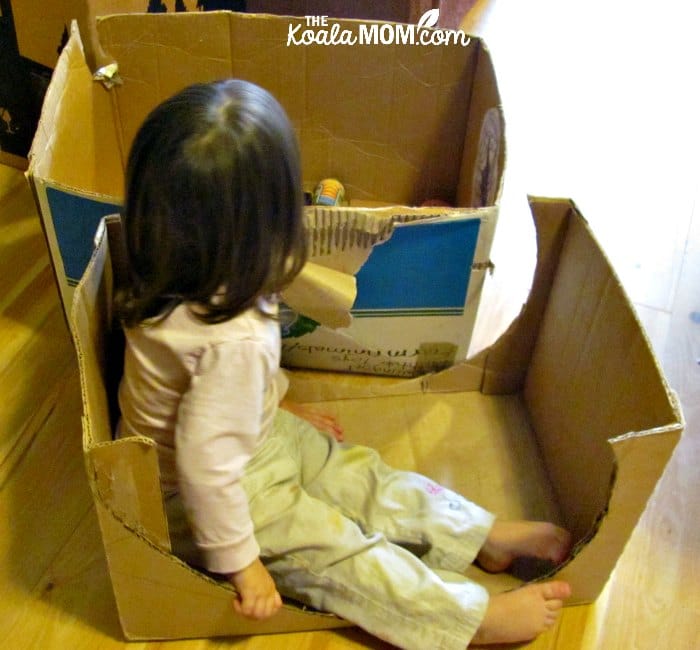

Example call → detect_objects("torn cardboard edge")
68 196 683 640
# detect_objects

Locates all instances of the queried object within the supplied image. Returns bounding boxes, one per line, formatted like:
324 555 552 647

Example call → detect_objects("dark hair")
116 79 306 327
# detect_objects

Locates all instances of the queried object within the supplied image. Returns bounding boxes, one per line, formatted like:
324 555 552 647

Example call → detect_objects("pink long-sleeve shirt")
117 298 288 575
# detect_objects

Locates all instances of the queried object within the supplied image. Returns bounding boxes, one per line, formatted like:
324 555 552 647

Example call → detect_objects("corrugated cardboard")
2 0 440 162
28 11 504 376
10 1 438 71
69 197 683 640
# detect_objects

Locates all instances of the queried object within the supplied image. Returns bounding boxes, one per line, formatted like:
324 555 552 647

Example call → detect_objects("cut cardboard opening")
69 197 683 640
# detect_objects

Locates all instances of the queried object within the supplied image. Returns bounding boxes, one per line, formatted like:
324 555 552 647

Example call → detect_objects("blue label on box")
353 218 480 317
46 187 121 285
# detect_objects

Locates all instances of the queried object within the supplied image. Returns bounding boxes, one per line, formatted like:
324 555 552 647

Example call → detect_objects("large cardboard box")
30 10 684 641
28 11 504 376
70 197 683 640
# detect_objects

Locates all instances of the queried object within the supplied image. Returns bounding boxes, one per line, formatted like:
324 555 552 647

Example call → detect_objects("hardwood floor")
463 1 700 648
1 1 698 648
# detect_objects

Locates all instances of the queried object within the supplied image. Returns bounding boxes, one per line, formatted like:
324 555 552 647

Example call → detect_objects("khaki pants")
168 409 494 650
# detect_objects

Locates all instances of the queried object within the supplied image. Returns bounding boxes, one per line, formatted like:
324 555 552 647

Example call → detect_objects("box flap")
523 198 681 540
28 21 121 197
89 437 171 551
71 215 171 551
69 215 114 448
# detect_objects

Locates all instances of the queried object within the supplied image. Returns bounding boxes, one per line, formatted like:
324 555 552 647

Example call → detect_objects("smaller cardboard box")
28 11 505 376
69 197 683 641
281 203 497 376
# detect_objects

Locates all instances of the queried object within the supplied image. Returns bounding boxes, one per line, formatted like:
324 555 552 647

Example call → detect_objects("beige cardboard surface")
96 12 486 206
67 195 684 640
90 439 171 551
524 201 680 540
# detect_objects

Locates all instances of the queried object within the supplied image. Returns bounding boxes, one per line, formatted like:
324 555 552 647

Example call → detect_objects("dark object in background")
0 0 51 163
0 0 249 164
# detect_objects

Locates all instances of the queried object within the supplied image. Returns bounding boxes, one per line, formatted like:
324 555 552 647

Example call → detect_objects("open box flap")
27 22 122 197
523 200 682 538
70 214 170 550
88 437 171 551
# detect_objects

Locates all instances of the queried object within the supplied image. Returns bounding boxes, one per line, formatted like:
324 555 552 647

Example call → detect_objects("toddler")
116 79 572 649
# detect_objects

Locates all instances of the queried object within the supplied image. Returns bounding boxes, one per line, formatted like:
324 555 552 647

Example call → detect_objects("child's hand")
279 398 345 442
228 558 282 620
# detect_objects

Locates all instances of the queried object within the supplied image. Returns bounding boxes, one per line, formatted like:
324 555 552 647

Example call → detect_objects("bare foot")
471 581 571 646
477 521 572 573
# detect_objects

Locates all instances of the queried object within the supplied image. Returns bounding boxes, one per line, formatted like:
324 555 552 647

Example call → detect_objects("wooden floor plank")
0 367 93 633
0 302 75 484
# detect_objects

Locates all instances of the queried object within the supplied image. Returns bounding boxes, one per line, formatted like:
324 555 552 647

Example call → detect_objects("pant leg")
242 412 488 650
289 411 495 574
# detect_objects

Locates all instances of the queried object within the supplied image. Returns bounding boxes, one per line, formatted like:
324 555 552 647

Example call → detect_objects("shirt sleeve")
175 338 267 575
274 368 290 401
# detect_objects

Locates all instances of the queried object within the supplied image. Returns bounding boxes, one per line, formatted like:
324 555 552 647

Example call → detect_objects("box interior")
41 11 683 640
70 197 683 641
32 12 503 209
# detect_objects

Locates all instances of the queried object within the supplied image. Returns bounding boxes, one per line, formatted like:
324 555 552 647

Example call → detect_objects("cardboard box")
28 11 504 376
3 0 432 163
69 197 683 640
280 203 497 376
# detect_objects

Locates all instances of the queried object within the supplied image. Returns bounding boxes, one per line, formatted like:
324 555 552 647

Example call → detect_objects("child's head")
118 79 306 326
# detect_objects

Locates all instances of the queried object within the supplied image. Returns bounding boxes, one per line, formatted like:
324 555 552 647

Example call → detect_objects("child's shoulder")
176 302 275 343
125 301 277 349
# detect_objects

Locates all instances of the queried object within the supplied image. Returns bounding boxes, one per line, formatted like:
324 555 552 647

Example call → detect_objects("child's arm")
279 398 344 442
228 557 282 620
176 340 282 619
